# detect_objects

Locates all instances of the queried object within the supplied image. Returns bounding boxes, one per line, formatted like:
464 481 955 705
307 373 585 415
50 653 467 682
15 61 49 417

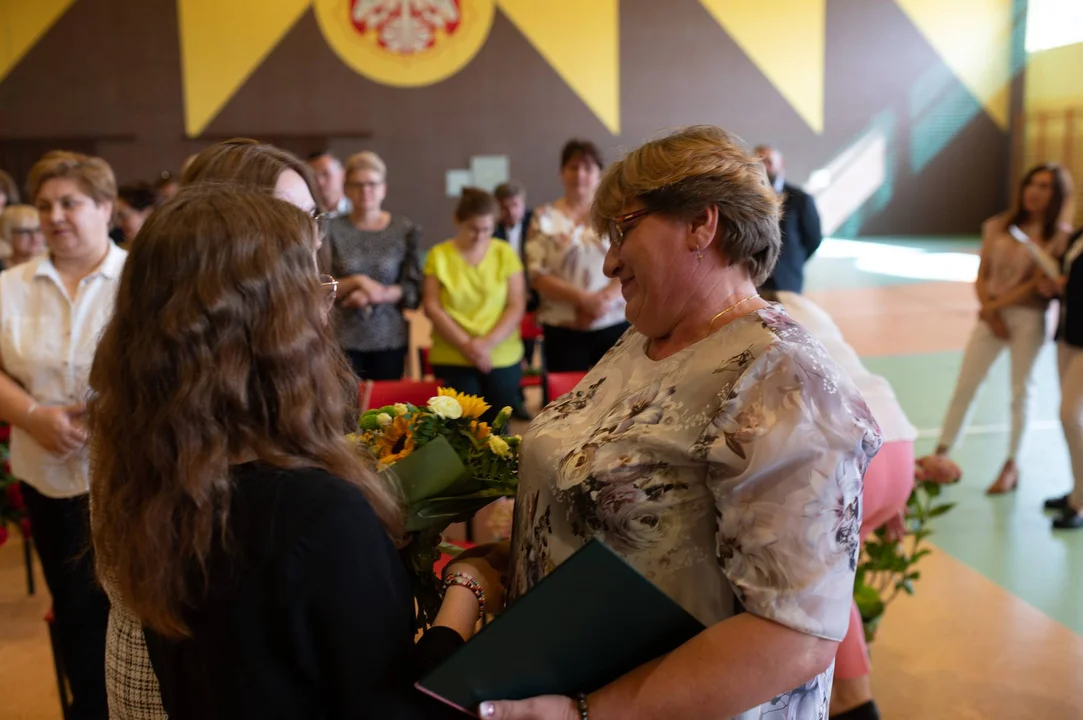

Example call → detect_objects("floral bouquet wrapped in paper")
354 388 520 629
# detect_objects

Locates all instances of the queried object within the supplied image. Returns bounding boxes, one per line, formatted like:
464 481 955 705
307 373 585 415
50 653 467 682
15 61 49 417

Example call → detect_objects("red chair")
360 379 444 412
546 371 587 401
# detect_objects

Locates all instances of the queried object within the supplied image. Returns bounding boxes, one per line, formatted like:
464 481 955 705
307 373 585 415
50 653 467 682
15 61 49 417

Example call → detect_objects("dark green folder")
416 539 705 715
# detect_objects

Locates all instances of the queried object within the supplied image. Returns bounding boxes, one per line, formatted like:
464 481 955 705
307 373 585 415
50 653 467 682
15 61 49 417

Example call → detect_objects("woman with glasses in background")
325 151 421 381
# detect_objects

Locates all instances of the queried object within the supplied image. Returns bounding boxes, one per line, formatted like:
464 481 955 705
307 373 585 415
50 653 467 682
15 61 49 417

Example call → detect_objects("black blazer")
495 208 538 311
760 183 823 294
1057 229 1083 348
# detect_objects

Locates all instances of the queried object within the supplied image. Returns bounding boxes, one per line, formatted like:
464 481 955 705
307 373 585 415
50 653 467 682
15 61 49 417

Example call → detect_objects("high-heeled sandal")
985 462 1019 495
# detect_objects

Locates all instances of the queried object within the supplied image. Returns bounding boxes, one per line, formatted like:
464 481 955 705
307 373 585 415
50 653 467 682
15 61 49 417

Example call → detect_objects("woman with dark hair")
525 139 627 372
423 187 526 422
935 163 1074 494
91 184 502 719
114 181 158 246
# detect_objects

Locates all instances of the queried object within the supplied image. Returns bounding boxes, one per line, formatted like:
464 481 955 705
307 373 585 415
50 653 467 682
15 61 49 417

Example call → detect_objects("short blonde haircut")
345 151 387 180
1 205 38 242
592 125 782 285
27 150 117 206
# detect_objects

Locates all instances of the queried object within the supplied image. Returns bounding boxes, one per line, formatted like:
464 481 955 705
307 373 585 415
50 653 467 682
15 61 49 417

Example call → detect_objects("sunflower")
374 416 416 464
437 387 490 419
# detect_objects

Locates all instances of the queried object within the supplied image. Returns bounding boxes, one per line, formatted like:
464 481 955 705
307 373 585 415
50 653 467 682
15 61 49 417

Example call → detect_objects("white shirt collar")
34 242 127 282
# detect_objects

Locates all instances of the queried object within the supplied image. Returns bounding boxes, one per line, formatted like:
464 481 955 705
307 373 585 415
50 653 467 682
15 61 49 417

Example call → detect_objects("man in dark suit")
755 145 823 297
494 181 537 419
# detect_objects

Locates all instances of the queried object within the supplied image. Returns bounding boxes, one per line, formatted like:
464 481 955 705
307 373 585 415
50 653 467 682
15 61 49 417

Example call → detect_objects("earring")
695 249 704 262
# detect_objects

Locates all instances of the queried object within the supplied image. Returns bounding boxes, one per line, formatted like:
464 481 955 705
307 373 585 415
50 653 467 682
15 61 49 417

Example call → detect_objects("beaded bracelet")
574 693 590 720
442 571 486 617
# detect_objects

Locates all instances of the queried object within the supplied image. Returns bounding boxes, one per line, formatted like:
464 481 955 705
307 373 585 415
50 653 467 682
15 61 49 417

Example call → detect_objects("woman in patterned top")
483 126 882 720
525 140 628 372
327 151 421 380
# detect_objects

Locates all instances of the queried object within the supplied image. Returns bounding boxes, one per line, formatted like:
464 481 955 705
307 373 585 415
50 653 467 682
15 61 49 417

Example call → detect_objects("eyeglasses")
606 208 652 249
10 227 42 236
345 181 383 190
310 209 331 236
320 273 338 311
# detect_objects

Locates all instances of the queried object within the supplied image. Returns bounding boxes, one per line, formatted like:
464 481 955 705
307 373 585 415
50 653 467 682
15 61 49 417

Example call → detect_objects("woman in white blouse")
0 151 127 719
525 140 627 372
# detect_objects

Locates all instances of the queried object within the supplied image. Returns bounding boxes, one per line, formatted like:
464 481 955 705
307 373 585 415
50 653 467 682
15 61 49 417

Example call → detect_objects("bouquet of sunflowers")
354 388 520 629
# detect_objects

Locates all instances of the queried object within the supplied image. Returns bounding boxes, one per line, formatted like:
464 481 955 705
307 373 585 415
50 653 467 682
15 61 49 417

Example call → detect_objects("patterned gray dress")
327 214 421 352
509 306 882 719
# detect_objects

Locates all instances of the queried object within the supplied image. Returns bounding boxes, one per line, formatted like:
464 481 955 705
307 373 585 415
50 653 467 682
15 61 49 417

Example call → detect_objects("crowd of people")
0 127 1078 720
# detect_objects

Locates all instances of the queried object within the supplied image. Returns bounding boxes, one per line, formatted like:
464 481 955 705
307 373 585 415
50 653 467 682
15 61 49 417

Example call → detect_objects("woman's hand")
1038 275 1067 298
340 289 370 308
463 338 494 373
576 290 606 321
478 696 578 720
26 404 87 457
979 307 1010 339
445 541 510 613
357 275 389 303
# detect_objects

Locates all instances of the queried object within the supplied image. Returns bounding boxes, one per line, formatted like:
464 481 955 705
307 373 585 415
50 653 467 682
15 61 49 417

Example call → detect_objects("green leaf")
854 584 885 623
929 503 957 518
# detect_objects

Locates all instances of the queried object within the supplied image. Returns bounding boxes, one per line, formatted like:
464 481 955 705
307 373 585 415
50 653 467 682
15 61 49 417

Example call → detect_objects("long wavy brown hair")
89 183 401 638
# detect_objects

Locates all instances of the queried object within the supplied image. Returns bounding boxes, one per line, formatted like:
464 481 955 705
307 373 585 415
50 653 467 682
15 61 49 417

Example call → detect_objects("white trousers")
938 306 1047 458
1058 344 1083 509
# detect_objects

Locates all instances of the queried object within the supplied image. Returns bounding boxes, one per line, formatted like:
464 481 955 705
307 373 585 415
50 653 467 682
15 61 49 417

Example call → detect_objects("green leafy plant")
853 457 959 642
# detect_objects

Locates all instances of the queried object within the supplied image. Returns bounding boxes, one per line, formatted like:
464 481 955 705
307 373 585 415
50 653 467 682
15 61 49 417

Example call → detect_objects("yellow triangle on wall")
497 0 620 134
178 0 311 137
699 0 825 134
895 0 1013 130
0 0 76 85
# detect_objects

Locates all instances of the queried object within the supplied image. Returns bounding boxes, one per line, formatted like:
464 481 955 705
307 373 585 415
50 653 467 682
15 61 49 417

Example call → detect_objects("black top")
759 183 823 294
495 209 538 312
143 464 464 719
1057 229 1083 348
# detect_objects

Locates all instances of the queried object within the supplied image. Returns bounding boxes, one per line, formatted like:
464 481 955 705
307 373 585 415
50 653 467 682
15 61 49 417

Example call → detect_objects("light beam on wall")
895 0 1014 131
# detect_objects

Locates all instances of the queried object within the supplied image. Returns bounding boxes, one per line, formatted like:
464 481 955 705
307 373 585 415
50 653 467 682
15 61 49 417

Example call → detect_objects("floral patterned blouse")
509 306 882 720
524 202 627 331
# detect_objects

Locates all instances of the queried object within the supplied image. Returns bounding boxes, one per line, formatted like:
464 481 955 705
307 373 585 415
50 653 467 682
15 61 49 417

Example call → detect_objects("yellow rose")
487 435 511 458
393 403 409 416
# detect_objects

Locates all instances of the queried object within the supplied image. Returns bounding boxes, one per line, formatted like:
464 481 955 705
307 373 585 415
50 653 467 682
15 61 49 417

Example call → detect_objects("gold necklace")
705 294 761 340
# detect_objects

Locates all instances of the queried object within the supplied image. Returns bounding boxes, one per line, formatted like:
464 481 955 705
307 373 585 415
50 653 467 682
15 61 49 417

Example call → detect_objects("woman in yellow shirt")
423 188 527 422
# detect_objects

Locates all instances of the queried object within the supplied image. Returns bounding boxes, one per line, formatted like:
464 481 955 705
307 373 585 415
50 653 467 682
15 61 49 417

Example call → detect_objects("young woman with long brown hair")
90 184 501 719
935 163 1074 494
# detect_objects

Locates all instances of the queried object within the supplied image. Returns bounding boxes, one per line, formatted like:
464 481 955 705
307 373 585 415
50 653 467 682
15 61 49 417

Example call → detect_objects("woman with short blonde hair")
486 126 880 720
1 204 46 268
326 150 421 380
